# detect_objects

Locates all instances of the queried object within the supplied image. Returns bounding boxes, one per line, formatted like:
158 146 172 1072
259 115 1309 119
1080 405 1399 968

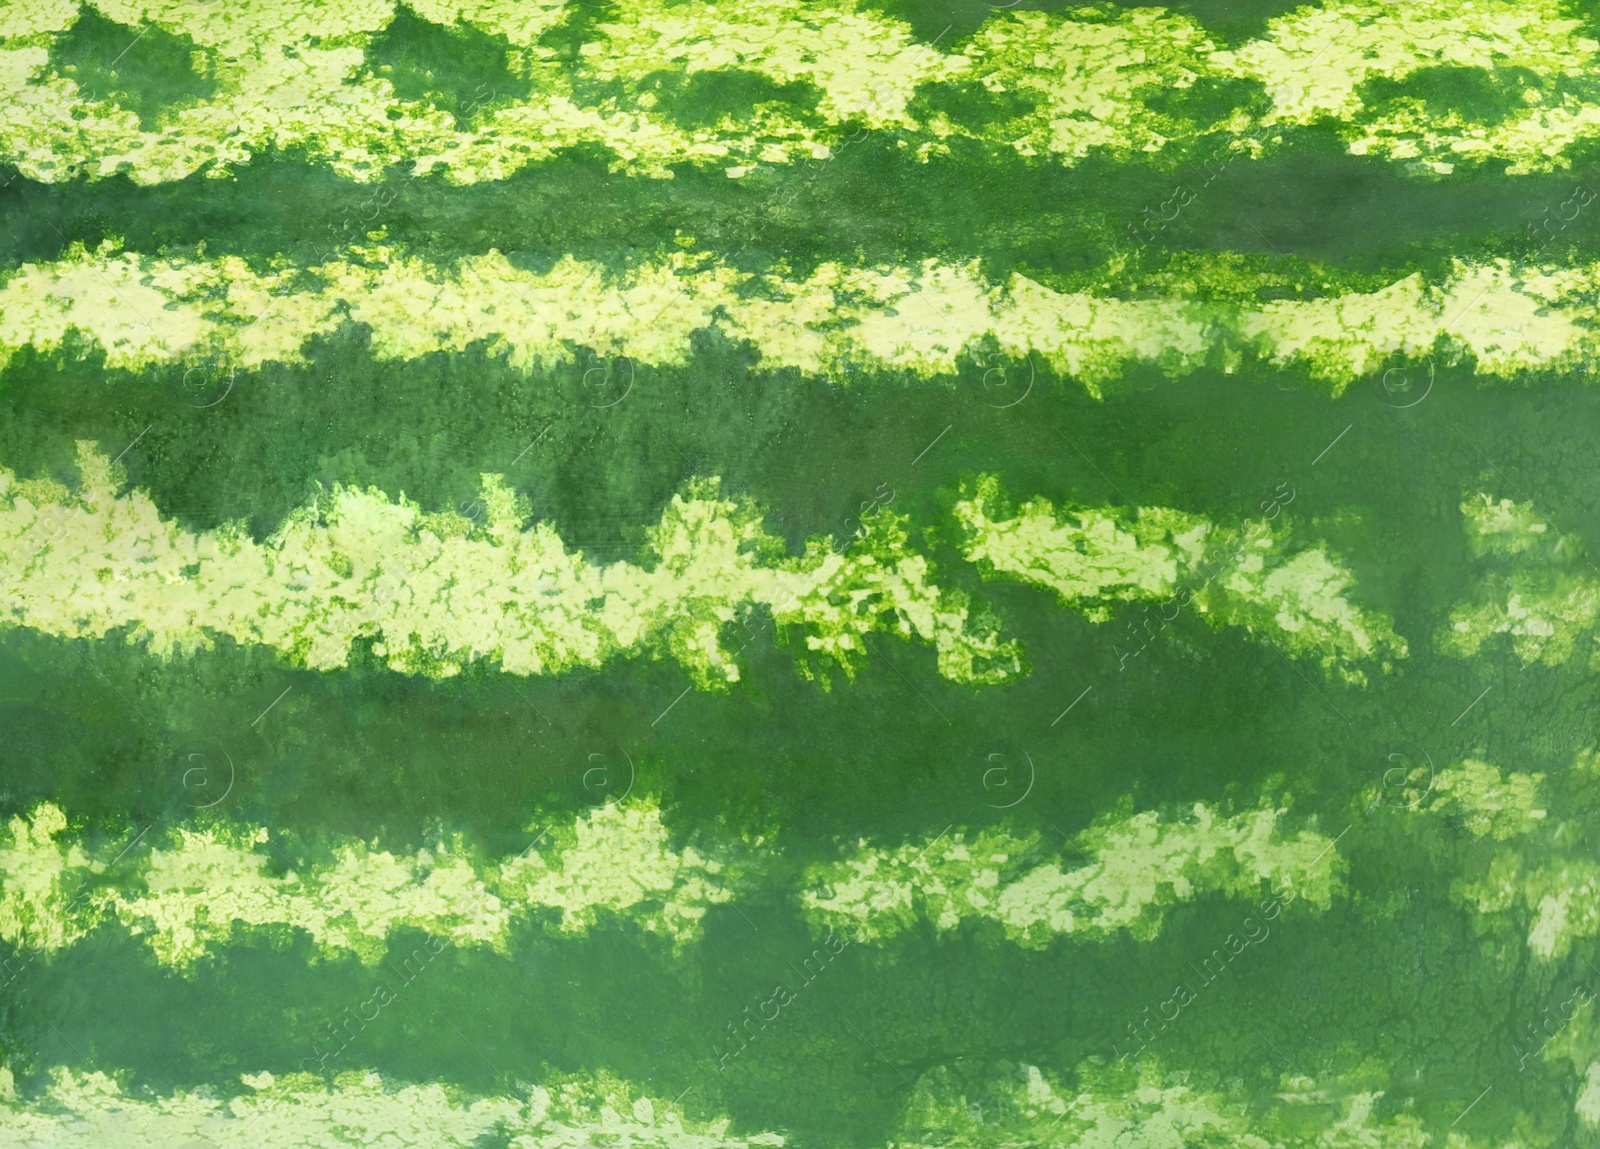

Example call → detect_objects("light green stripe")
898 1059 1503 1148
5 245 1598 389
0 1056 1511 1147
1423 754 1600 1122
1218 0 1600 175
1444 493 1600 667
0 0 1202 182
1409 751 1600 1018
1425 759 1547 841
1443 751 1600 963
956 475 1407 683
0 1064 784 1148
2 0 1598 183
1 794 1349 967
1581 1061 1600 1128
802 802 1343 947
0 798 739 966
0 442 1021 687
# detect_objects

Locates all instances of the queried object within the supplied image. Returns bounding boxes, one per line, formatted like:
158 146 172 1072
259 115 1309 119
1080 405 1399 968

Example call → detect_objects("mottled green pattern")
1445 493 1600 669
0 1065 788 1148
1450 751 1600 962
6 245 1600 388
0 799 738 965
0 442 1020 686
5 0 1599 183
802 802 1343 945
957 474 1405 681
5 0 1600 1146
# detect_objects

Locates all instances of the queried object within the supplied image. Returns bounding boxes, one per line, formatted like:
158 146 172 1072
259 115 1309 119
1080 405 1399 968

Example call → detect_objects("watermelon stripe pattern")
0 794 1342 965
6 1 1600 1147
0 1057 1495 1147
3 0 1600 182
6 244 1600 387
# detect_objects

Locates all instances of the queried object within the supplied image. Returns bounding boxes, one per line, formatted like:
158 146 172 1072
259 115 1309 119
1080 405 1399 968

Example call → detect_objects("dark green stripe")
5 332 1600 543
0 878 1567 1145
7 136 1600 282
3 361 1593 846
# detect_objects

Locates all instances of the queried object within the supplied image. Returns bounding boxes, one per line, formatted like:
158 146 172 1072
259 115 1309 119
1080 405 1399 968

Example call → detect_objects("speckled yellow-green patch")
0 799 740 965
0 442 1021 687
802 800 1344 946
955 474 1406 682
5 246 1599 391
5 0 1599 182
